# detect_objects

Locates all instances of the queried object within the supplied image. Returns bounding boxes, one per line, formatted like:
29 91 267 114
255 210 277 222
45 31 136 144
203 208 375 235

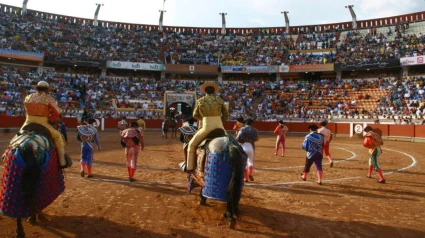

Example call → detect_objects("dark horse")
0 123 66 238
186 129 246 228
165 116 178 138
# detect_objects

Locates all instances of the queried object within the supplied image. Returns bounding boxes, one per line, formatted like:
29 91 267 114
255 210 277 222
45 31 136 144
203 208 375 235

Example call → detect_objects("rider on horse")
21 81 69 167
186 82 229 172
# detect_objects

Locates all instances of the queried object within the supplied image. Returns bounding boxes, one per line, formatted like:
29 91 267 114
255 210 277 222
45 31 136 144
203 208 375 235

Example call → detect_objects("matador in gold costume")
186 82 229 171
22 81 68 167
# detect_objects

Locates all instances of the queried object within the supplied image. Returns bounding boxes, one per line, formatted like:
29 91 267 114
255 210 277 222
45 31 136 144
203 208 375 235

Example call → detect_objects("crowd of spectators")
2 65 425 123
335 21 424 64
2 7 425 67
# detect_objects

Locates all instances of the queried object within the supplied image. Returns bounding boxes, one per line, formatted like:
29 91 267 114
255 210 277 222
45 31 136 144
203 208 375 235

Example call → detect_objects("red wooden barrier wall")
0 116 424 139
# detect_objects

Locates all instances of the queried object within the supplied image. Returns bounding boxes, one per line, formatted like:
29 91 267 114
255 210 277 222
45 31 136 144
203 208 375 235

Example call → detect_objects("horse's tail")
227 146 245 217
21 143 41 217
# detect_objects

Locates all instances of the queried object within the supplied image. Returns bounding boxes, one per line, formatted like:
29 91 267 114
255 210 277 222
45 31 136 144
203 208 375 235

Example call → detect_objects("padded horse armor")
0 124 65 218
202 148 233 202
190 129 246 202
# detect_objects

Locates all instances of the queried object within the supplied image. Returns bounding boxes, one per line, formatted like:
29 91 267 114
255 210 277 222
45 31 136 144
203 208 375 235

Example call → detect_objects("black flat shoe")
300 174 306 181
378 179 386 184
330 162 333 168
317 182 322 185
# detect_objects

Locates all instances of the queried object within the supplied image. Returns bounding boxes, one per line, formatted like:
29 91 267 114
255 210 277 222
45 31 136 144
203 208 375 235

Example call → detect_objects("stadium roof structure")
2 3 425 34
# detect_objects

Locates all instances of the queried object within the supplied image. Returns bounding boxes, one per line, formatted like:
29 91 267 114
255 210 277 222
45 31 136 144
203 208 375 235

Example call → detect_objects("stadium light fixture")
281 11 290 34
219 13 227 35
22 0 29 15
345 5 357 29
94 3 104 27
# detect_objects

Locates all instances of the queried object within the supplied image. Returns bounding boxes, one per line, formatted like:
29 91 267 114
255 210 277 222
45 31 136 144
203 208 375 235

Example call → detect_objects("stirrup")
60 153 73 169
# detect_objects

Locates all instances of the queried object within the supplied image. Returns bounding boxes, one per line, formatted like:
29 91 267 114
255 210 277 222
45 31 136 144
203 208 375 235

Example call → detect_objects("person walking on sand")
121 122 143 182
273 120 288 157
318 121 333 167
236 119 259 182
301 124 325 185
363 126 386 184
77 119 101 178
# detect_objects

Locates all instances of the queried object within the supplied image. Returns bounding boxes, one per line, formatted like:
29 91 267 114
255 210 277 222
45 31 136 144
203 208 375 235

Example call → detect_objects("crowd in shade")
1 65 425 123
0 9 422 67
335 21 423 64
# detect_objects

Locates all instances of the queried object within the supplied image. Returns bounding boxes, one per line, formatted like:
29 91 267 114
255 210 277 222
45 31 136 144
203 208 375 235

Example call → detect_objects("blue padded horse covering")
0 147 65 218
202 152 232 202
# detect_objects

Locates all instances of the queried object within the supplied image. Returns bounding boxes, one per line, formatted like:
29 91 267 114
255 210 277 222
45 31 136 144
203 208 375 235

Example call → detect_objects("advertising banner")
335 59 400 70
0 49 44 62
220 66 278 73
400 56 425 66
107 61 165 71
46 55 105 67
289 64 334 72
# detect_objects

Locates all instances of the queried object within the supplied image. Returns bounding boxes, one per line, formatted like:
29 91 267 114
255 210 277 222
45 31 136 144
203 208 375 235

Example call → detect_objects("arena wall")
1 117 424 142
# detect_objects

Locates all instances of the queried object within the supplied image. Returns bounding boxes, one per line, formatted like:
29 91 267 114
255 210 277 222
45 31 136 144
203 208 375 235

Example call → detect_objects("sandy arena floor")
0 129 424 238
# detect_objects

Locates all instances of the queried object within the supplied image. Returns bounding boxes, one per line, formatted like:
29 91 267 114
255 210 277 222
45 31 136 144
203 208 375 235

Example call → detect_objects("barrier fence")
1 117 424 141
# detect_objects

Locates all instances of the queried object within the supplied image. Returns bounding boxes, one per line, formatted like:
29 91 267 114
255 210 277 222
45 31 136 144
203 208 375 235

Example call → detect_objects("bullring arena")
2 1 425 237
1 126 425 237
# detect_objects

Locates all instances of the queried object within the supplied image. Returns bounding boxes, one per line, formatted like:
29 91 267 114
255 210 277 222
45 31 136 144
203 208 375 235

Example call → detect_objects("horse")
165 116 178 138
186 129 247 228
0 123 66 238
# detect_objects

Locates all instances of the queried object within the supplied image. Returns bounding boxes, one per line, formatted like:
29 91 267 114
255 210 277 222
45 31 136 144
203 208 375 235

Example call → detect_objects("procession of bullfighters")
1 1 425 237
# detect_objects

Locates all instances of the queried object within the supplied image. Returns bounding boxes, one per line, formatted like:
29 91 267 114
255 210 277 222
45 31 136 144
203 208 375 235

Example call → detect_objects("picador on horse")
180 82 247 229
0 81 71 238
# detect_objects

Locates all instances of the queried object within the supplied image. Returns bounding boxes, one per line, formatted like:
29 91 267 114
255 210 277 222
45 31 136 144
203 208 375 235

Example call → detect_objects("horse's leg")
16 218 25 238
226 201 236 229
27 194 37 225
198 189 207 205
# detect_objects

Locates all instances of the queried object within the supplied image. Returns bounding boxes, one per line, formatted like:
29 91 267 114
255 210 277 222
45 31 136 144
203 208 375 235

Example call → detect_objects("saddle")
9 123 53 149
179 128 226 172
198 128 226 151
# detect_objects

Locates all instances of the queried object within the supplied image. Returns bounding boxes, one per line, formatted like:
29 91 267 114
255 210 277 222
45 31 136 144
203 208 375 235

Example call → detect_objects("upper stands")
1 4 425 124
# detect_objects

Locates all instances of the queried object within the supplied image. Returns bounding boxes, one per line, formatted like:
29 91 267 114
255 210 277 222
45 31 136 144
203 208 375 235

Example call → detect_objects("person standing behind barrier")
186 82 229 172
273 120 288 157
233 117 245 136
137 116 146 150
121 122 142 182
301 124 325 185
77 119 101 178
236 119 259 182
318 121 333 167
363 126 386 184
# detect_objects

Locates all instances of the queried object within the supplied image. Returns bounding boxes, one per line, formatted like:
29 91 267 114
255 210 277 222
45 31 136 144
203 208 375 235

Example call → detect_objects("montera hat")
200 82 220 94
33 81 50 89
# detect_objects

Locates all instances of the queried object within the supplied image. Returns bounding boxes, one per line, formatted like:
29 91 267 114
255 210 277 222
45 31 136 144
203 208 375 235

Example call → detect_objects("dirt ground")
0 129 425 238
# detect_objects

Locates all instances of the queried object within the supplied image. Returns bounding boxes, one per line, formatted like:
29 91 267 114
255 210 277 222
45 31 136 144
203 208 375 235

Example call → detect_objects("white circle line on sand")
260 147 357 171
246 148 417 187
0 147 417 187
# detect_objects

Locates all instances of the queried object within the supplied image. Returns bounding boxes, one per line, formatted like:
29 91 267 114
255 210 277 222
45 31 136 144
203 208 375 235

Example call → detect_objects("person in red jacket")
318 121 333 167
232 117 245 136
273 120 288 157
363 126 385 183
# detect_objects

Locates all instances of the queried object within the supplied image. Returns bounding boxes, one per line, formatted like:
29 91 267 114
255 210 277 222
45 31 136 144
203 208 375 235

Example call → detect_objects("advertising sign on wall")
335 59 400 70
220 66 278 73
46 55 105 67
106 61 165 71
400 56 425 66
